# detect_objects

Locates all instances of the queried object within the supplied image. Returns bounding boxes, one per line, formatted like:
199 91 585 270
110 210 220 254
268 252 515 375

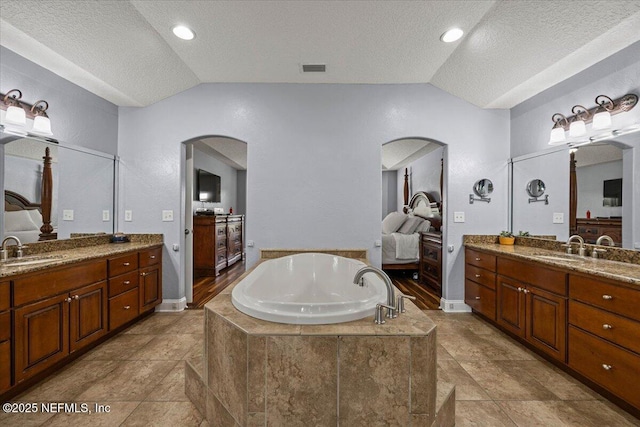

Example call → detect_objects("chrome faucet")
1 236 25 261
596 235 615 246
563 235 586 256
353 266 396 319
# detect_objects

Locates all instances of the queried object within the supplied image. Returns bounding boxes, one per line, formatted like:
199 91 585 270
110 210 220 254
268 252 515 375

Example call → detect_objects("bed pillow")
397 216 423 234
26 209 43 228
382 212 407 234
4 210 39 232
415 219 432 233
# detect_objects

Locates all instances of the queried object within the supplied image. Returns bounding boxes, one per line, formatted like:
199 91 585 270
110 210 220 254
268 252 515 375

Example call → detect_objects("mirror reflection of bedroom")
381 138 444 310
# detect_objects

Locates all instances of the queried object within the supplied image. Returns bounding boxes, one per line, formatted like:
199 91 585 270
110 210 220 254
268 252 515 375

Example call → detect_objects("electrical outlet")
102 210 110 221
247 240 255 248
374 240 381 247
453 212 465 223
162 210 174 221
124 210 132 222
553 212 564 224
63 210 74 221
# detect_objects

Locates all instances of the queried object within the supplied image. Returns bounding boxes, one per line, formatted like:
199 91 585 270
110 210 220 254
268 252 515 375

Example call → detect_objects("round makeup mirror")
473 179 494 197
526 179 546 198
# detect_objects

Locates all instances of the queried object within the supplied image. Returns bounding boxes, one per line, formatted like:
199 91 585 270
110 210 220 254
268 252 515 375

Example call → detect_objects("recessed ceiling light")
172 25 195 41
440 28 464 43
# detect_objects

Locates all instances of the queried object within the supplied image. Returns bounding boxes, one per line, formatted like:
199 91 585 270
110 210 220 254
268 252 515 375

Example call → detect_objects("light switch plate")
102 210 110 221
247 240 255 247
553 212 564 224
63 210 74 221
374 240 382 247
162 210 174 221
453 212 465 223
124 210 132 222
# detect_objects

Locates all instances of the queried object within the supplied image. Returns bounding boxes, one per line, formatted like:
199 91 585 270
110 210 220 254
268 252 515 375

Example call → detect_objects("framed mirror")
526 179 545 198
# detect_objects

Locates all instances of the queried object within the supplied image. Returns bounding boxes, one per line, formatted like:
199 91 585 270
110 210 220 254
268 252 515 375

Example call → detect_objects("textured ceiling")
195 137 248 170
574 143 623 168
1 1 639 108
382 138 439 170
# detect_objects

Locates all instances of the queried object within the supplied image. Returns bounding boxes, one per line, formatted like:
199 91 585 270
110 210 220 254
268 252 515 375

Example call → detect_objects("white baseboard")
440 298 472 313
155 297 188 312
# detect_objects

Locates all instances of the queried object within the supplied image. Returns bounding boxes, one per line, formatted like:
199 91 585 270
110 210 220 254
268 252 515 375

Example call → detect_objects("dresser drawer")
0 311 10 342
216 224 227 238
108 270 140 297
569 275 640 322
465 264 496 290
498 257 566 296
465 279 496 320
569 300 640 354
109 288 139 331
568 326 640 408
139 247 161 268
465 249 496 272
0 281 9 311
108 253 138 277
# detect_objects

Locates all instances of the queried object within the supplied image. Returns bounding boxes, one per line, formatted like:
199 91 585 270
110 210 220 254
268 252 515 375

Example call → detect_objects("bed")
3 147 56 242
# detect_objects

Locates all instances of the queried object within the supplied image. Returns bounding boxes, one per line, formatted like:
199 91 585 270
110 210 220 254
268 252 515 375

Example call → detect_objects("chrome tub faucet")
353 266 396 319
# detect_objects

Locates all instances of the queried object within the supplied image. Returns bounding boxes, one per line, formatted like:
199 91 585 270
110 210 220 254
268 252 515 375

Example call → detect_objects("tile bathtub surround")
2 310 638 426
259 248 368 260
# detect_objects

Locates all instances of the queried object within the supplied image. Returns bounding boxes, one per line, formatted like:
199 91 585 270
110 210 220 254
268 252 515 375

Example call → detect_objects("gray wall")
381 170 397 219
118 83 510 302
193 148 237 213
510 41 640 248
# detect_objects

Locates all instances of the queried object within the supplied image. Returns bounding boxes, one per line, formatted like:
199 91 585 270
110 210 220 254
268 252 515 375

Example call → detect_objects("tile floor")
1 309 638 426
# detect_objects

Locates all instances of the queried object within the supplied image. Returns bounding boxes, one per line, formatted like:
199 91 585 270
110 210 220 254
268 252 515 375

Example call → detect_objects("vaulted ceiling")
1 1 639 109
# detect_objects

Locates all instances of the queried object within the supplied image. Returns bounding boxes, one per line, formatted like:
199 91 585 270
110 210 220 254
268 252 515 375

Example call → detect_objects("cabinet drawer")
568 326 640 408
216 225 227 238
465 249 496 272
569 275 639 322
569 300 640 354
498 257 566 296
108 253 138 277
109 288 139 331
0 340 10 392
0 281 9 311
216 237 227 251
108 270 139 297
14 260 107 306
0 311 10 342
216 248 227 267
465 280 496 320
465 264 496 290
139 247 161 268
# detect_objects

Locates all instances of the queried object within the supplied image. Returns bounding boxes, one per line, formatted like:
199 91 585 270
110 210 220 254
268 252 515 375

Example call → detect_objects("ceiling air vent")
302 64 326 73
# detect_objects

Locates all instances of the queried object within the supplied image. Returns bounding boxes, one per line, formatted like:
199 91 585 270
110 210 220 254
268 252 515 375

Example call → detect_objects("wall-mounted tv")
603 178 622 207
197 169 221 203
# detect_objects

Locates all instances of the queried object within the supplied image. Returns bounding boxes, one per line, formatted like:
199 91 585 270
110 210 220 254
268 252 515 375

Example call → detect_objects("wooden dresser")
193 214 244 277
575 218 621 246
419 232 442 297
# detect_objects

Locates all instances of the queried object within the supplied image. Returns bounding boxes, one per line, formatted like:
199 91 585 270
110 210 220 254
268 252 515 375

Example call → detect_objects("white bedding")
393 232 419 259
382 232 419 264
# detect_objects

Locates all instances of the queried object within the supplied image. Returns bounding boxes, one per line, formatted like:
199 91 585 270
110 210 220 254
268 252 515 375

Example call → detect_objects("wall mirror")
470 178 493 204
511 132 637 249
526 179 545 197
1 129 116 243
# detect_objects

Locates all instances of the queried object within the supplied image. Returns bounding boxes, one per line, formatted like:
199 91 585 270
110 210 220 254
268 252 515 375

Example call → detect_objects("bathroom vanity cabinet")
1 244 162 399
465 246 639 416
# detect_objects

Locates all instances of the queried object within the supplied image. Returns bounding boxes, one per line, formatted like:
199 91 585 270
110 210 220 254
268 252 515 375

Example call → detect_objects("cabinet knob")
64 297 72 303
522 289 530 294
602 364 613 371
602 295 613 300
141 272 148 277
73 295 80 300
150 255 156 259
123 280 131 285
124 305 131 310
475 296 481 300
602 324 613 330
475 257 481 261
123 262 130 266
475 274 481 278
517 287 523 293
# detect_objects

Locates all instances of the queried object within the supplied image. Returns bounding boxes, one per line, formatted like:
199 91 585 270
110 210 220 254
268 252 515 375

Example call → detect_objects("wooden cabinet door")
0 340 10 392
496 276 525 338
140 266 161 312
14 294 69 383
526 287 567 362
70 281 107 353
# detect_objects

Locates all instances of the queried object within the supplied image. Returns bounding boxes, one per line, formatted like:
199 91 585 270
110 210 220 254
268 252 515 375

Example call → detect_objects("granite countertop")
465 242 640 288
0 237 163 278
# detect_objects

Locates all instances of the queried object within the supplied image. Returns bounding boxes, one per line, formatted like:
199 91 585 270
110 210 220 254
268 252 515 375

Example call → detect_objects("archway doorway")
183 136 248 308
380 137 446 309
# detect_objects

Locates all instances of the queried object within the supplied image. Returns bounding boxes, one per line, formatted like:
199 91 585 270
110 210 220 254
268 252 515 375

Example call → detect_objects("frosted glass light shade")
31 115 53 136
569 120 586 137
592 111 612 130
4 105 26 125
548 127 566 145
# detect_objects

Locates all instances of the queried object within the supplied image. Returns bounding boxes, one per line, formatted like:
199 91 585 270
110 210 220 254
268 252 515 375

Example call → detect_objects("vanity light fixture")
548 93 638 146
1 89 55 138
172 25 195 40
440 28 464 43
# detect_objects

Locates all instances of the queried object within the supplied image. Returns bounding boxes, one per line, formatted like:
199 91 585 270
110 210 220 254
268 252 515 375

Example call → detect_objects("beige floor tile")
123 313 178 335
439 329 535 362
43 402 141 427
437 359 492 401
164 314 206 335
145 364 190 402
81 334 156 361
0 406 56 427
76 360 178 401
437 343 455 360
129 334 201 361
120 401 203 426
455 401 517 426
